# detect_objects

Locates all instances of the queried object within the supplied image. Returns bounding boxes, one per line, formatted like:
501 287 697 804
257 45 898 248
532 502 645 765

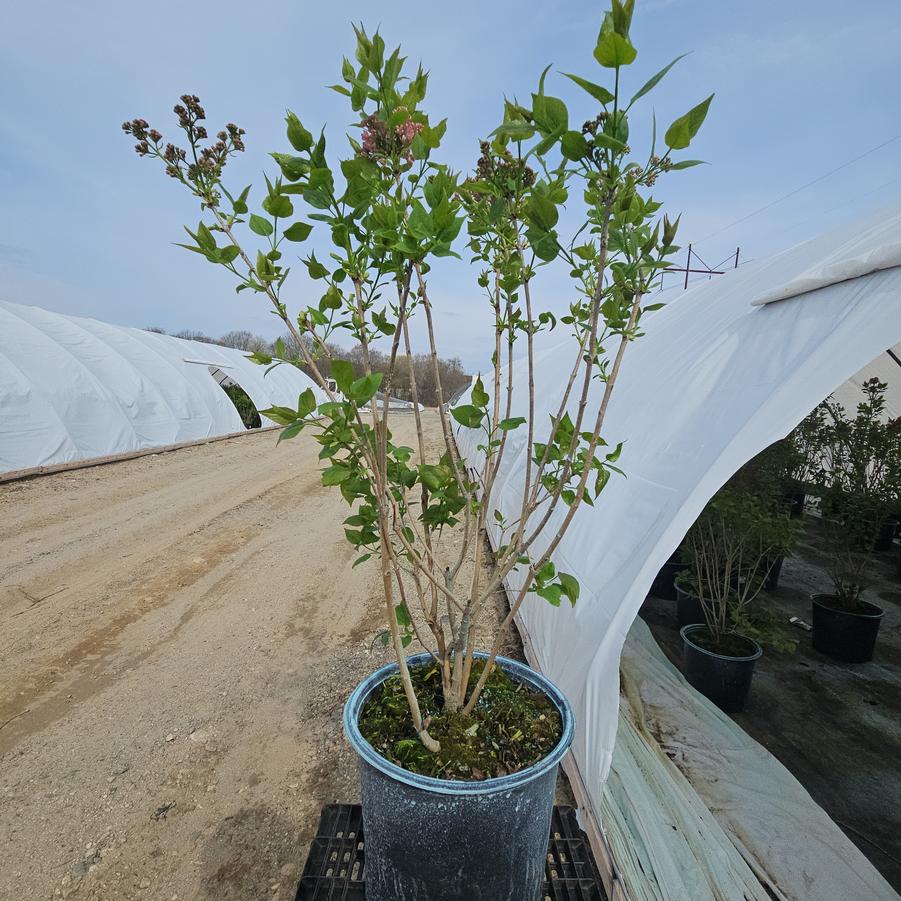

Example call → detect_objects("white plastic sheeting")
0 301 325 475
606 618 898 901
454 204 901 890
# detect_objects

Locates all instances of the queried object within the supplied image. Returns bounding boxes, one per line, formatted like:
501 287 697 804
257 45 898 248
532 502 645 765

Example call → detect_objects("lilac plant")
125 0 712 753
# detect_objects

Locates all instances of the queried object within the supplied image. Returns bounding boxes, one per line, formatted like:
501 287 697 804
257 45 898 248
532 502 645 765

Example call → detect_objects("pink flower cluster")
396 118 424 145
359 110 425 163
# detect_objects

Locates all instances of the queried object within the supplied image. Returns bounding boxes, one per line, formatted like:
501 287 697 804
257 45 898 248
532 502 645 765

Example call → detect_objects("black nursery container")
680 625 762 712
811 594 884 663
343 653 575 901
651 551 689 601
783 485 806 519
874 518 899 552
763 555 785 591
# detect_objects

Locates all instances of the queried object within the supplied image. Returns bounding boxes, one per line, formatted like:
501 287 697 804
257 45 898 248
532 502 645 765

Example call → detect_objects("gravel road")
0 420 439 900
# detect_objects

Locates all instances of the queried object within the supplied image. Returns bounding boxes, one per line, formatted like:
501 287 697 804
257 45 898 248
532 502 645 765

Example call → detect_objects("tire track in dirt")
0 461 324 753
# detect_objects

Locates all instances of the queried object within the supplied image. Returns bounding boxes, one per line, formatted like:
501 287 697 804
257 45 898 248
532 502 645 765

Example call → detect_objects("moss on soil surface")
689 627 758 657
358 661 562 780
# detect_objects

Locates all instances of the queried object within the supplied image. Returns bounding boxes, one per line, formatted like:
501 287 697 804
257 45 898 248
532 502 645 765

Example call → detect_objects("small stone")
165 734 175 743
140 877 151 889
189 730 209 744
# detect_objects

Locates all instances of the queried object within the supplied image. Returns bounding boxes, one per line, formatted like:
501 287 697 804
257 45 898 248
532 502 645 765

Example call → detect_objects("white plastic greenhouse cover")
0 300 326 475
454 203 901 874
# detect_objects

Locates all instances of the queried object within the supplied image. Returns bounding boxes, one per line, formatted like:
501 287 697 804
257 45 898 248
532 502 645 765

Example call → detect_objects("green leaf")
232 184 251 214
670 159 706 170
322 464 351 486
260 404 296 424
536 584 563 607
410 133 429 160
498 417 526 431
271 153 308 181
629 53 688 107
593 133 627 153
276 420 305 444
419 464 447 492
219 245 240 264
558 572 580 606
561 130 589 161
283 221 313 242
407 200 433 241
489 121 536 141
527 227 559 262
286 111 313 152
532 93 568 136
525 193 558 232
262 192 293 219
250 213 272 238
664 94 714 150
195 222 216 251
471 376 489 408
394 603 412 628
305 252 329 279
594 15 637 68
372 308 395 335
451 405 485 429
350 372 383 404
353 554 372 568
319 285 342 311
610 0 635 37
298 388 317 418
562 73 615 105
331 359 355 395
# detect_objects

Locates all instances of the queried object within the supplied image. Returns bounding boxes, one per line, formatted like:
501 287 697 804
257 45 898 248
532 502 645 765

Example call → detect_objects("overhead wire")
694 131 901 246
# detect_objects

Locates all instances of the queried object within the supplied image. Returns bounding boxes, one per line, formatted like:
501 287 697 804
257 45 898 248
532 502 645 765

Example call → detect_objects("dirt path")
0 419 441 900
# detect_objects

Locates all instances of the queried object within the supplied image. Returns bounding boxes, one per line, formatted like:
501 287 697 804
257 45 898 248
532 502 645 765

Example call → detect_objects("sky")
2 0 900 372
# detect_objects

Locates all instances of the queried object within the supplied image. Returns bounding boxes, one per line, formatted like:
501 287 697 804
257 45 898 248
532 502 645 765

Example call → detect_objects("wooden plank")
0 426 279 485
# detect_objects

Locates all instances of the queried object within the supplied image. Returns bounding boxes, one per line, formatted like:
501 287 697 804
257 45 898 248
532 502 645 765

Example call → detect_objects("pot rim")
811 593 884 619
679 624 763 662
343 651 575 796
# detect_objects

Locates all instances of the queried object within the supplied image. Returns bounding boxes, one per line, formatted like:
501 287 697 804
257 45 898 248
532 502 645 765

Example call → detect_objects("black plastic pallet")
295 803 607 901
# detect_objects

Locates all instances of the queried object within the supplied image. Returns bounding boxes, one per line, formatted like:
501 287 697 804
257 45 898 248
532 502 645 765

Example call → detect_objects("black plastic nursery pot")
763 555 785 591
343 652 575 901
811 594 884 663
874 518 899 552
680 625 762 713
651 552 689 601
783 485 807 519
675 583 705 628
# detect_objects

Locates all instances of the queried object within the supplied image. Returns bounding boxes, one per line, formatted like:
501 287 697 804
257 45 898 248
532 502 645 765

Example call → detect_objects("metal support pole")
684 244 692 290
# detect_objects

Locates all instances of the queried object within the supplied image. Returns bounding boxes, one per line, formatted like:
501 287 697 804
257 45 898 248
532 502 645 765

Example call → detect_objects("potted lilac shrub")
123 3 712 895
812 379 900 662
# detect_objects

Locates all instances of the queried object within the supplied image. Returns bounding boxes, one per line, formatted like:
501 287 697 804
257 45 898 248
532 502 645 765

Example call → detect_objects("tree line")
145 326 471 408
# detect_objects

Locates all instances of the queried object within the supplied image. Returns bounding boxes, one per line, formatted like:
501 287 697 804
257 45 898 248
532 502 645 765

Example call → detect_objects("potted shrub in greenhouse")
124 4 712 896
730 441 804 590
780 406 832 517
677 489 794 711
812 379 900 662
